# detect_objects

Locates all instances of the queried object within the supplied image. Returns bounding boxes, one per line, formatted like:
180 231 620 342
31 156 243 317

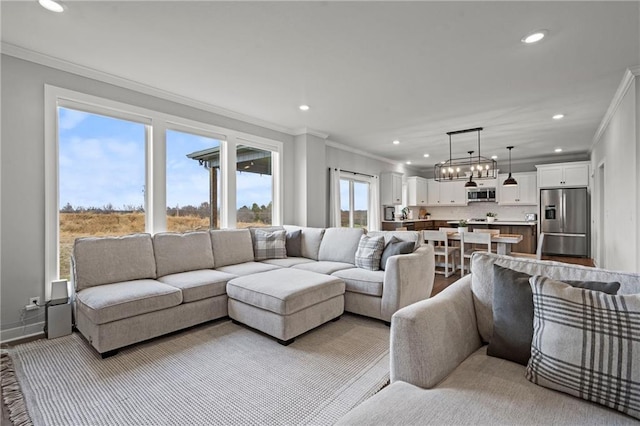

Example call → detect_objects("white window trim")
339 172 372 229
44 85 283 296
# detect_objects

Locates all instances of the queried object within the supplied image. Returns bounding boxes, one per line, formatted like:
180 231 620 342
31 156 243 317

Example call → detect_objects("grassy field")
59 212 261 279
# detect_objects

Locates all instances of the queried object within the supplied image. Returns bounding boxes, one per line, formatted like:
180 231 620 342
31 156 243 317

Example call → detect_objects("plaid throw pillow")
527 276 640 420
355 235 385 271
253 229 287 261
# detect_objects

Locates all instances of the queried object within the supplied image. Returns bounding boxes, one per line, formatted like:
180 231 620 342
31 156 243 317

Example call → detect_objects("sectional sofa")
338 252 640 424
71 226 435 356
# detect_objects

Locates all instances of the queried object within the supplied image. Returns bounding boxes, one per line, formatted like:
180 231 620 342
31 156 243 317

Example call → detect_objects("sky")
59 107 273 211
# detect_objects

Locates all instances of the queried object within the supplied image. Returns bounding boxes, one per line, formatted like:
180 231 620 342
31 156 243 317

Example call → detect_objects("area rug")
2 314 390 425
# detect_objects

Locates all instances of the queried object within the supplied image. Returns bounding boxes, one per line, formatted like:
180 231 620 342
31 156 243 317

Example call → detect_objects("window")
236 145 273 228
166 129 221 231
58 107 147 279
340 177 370 228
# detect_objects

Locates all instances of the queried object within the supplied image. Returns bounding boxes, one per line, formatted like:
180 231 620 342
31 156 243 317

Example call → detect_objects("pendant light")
465 150 477 188
503 146 518 186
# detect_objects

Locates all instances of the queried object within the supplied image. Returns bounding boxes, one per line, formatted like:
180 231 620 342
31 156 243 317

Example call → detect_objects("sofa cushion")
261 257 315 268
470 252 640 344
73 233 156 291
318 227 364 264
488 264 620 366
292 261 355 275
253 229 287 261
157 269 236 303
337 346 638 425
227 268 345 315
153 231 214 278
284 225 325 260
75 279 182 325
332 268 384 297
210 229 254 267
380 236 415 271
285 229 302 257
526 276 640 420
215 261 281 276
354 234 385 271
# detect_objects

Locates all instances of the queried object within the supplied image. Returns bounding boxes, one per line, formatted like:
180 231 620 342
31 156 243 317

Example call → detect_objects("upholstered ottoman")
227 268 345 345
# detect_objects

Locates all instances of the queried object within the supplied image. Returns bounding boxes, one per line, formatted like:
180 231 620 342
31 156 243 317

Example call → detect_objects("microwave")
467 187 496 202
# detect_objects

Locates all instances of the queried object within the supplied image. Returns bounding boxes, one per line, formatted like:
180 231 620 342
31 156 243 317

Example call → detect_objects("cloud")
58 108 90 130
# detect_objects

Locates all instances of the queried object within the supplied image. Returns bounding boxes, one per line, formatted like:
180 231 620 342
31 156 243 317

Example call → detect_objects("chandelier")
434 127 498 185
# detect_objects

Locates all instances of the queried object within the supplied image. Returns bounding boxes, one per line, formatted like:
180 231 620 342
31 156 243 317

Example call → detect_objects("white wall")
590 72 639 273
0 55 295 340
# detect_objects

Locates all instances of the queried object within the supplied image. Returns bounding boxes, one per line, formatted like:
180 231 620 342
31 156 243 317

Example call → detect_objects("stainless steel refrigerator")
540 187 589 257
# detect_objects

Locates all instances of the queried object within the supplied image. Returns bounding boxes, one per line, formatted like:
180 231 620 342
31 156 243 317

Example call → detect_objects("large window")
58 107 146 279
340 177 369 228
166 129 221 232
46 86 283 287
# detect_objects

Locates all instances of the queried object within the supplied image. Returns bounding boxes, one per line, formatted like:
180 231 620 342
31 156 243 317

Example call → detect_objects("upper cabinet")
498 172 537 205
537 162 590 188
428 180 467 206
407 176 428 206
380 172 403 205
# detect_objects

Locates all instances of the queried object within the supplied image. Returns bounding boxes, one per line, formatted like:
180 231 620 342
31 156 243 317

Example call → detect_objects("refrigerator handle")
561 190 565 233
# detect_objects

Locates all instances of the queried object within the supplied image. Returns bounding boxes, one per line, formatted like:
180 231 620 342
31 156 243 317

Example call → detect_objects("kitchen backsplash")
406 203 537 221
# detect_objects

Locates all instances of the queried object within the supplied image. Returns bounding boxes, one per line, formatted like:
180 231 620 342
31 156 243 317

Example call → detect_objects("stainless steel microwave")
467 187 496 202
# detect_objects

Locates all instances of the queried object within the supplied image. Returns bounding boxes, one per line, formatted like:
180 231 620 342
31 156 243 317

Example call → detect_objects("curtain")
368 176 380 231
329 168 342 227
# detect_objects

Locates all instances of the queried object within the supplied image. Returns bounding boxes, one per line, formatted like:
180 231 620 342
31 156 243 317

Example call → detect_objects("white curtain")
368 176 380 231
329 167 342 227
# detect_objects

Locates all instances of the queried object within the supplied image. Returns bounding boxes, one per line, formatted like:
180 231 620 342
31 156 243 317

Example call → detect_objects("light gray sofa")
338 252 640 425
72 226 435 356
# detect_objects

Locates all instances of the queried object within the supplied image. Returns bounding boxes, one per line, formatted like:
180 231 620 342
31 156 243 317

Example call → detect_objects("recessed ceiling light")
552 114 565 120
555 148 563 153
521 30 548 44
423 154 429 158
299 105 310 111
491 155 498 159
38 0 64 12
392 140 400 145
406 161 412 165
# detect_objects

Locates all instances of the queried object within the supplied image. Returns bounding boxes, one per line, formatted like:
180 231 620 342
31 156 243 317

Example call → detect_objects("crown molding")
591 66 640 149
325 140 400 165
292 127 330 140
1 42 298 137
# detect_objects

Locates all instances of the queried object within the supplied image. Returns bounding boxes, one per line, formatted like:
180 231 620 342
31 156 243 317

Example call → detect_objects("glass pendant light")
503 146 518 186
465 150 477 188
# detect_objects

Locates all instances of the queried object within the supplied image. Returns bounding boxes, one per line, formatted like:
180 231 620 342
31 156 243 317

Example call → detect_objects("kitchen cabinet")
380 172 403 205
473 179 497 188
407 176 428 206
536 162 589 188
498 172 537 205
426 180 467 206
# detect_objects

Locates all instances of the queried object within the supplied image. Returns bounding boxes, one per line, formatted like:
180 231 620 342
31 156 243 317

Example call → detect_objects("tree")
61 202 74 213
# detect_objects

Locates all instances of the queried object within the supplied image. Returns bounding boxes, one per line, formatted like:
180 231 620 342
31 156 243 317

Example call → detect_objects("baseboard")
1 322 45 344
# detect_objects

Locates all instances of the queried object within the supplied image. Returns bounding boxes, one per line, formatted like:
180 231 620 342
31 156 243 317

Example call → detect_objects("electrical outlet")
29 297 40 306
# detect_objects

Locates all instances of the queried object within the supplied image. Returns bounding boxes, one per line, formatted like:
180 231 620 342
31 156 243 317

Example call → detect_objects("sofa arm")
390 274 482 389
381 244 435 321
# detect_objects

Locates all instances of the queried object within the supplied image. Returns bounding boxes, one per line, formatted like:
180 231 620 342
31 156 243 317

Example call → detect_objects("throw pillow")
487 264 620 365
253 229 287 261
380 236 415 271
526 276 640 420
354 235 385 271
285 230 302 257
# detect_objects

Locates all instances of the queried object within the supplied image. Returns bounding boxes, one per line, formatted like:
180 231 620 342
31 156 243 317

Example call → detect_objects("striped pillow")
253 229 287 261
355 235 385 271
527 276 640 420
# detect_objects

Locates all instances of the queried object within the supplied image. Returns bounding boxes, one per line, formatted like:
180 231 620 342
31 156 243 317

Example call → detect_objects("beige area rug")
3 314 390 425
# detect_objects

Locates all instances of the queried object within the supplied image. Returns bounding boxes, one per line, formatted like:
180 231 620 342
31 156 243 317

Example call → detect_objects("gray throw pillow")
285 230 302 257
355 235 385 271
253 229 287 261
527 276 640 420
380 236 415 271
487 264 620 366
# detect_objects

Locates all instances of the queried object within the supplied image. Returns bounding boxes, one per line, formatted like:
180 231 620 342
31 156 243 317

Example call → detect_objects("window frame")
339 172 371 229
44 85 283 297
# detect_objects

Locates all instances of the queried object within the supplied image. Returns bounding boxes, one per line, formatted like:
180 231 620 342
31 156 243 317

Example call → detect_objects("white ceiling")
2 1 639 170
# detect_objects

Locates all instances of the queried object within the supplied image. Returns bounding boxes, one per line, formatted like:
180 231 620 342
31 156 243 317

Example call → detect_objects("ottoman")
227 268 346 345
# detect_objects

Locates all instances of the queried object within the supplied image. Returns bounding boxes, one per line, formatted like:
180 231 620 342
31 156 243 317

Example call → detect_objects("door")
541 189 562 233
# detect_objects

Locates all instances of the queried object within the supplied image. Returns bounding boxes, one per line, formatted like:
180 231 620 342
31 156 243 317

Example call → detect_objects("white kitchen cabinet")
407 176 428 206
498 172 537 205
426 179 440 206
473 178 497 188
380 172 403 205
438 180 468 206
536 162 589 188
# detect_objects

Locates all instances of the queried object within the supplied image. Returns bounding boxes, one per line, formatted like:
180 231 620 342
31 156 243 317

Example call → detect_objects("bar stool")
424 230 459 278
